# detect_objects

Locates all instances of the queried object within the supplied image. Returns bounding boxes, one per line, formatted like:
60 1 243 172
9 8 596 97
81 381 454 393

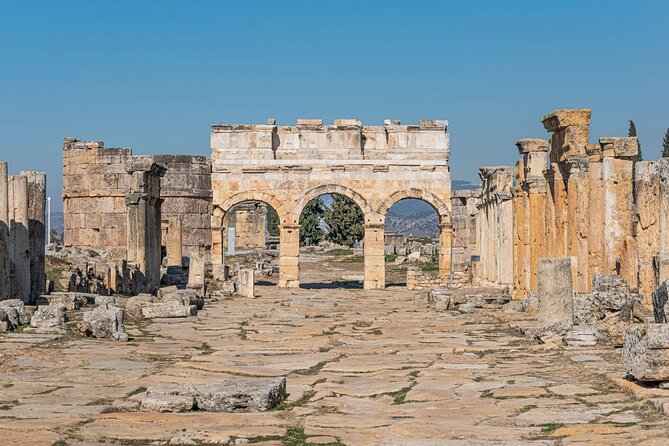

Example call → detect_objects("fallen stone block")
563 326 600 347
125 294 156 318
30 304 67 332
0 299 30 325
623 324 669 381
78 302 128 341
501 300 526 313
458 303 475 314
44 292 88 310
195 377 286 412
140 384 197 412
140 301 196 319
94 295 117 306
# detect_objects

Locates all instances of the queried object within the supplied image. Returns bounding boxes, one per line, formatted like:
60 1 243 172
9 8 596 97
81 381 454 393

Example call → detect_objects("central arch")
292 184 373 219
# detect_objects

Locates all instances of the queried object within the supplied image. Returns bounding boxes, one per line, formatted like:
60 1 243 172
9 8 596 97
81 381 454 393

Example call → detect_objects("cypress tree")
324 195 364 247
299 197 325 246
663 128 669 158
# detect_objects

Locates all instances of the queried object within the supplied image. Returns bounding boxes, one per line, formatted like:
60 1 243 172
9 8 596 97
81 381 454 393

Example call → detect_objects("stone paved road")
1 281 669 445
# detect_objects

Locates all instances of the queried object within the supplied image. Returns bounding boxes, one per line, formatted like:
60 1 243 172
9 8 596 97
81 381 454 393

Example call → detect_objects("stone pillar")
438 221 452 280
21 171 46 300
278 224 300 288
565 158 589 293
0 162 9 299
364 223 385 290
166 215 183 267
187 250 206 292
635 161 659 304
587 148 605 280
537 257 574 329
498 193 514 285
8 175 30 302
601 138 638 288
125 159 166 293
659 159 669 284
237 268 255 298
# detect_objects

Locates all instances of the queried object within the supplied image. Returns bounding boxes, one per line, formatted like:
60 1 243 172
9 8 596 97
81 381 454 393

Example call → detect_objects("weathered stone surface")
125 293 155 318
45 292 88 310
236 269 255 298
78 302 128 341
140 301 196 319
563 327 600 347
458 303 475 314
195 378 286 412
30 304 67 331
0 299 30 326
623 324 669 381
140 384 197 413
652 280 669 323
537 258 574 329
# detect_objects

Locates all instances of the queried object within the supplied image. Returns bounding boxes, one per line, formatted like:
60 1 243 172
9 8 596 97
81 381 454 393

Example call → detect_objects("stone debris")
0 299 30 330
140 384 197 413
77 302 128 341
140 378 286 413
29 303 67 333
623 323 669 382
141 301 197 319
563 326 601 347
195 377 287 413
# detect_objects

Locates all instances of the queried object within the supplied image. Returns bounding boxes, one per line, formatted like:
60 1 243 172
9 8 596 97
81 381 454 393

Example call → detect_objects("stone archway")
210 118 452 289
378 189 453 279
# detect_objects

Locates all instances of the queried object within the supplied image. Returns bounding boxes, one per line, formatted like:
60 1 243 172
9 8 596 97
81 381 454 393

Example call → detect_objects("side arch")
216 191 290 224
377 188 451 222
292 184 374 220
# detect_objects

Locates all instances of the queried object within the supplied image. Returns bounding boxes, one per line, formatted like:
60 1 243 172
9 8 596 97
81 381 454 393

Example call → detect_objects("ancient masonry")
474 108 669 305
210 118 452 289
0 162 47 304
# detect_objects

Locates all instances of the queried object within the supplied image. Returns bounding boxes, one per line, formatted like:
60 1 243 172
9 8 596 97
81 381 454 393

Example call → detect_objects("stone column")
587 149 605 280
537 257 574 330
565 158 589 293
364 223 385 290
166 215 183 267
278 224 300 288
659 159 669 284
635 161 659 304
438 221 452 280
126 159 166 293
498 193 514 285
0 162 9 299
21 171 46 300
8 175 30 302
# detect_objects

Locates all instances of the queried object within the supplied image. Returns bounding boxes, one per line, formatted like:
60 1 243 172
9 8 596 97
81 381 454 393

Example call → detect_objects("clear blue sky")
1 0 668 210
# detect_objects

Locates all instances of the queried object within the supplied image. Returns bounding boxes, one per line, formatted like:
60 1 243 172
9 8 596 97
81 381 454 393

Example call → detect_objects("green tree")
663 128 669 158
324 195 364 247
628 120 642 161
299 197 325 246
266 205 279 237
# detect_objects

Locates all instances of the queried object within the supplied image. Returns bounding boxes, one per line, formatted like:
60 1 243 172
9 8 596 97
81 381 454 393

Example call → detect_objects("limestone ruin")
4 108 669 444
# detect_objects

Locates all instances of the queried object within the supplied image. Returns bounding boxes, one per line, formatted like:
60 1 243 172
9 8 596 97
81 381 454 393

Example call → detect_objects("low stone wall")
406 268 450 291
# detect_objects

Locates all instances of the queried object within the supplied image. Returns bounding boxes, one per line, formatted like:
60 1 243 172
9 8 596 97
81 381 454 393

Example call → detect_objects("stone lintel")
478 166 513 180
599 137 639 159
541 109 591 132
516 138 548 154
334 119 362 127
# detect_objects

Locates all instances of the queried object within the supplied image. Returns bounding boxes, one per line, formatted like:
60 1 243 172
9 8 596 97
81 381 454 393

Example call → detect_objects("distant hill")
51 211 64 234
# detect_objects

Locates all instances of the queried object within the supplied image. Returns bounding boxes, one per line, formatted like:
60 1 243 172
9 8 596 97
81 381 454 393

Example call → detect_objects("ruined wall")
224 202 267 250
153 155 212 258
475 167 514 287
501 109 657 301
62 139 212 264
211 118 452 289
0 161 47 303
451 189 479 286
